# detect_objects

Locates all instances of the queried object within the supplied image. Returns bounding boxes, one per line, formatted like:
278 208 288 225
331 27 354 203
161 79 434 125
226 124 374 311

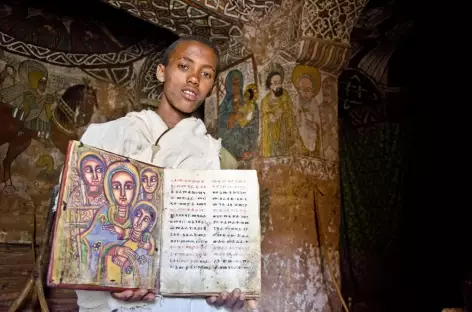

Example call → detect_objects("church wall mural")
88 0 370 310
215 57 339 165
214 55 342 311
0 0 177 306
217 55 259 162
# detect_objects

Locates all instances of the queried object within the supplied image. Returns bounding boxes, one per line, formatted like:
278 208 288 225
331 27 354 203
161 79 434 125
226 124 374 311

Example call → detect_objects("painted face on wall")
297 77 315 101
322 77 336 102
83 158 104 193
111 171 135 207
132 208 152 232
270 74 283 97
141 169 159 194
232 75 241 96
38 77 47 93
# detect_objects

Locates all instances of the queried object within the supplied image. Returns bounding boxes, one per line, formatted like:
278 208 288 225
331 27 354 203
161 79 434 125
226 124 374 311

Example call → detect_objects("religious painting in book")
48 141 163 290
48 141 262 296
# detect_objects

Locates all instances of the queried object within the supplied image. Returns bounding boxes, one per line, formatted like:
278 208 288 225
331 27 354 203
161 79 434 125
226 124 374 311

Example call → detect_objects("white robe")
73 109 229 312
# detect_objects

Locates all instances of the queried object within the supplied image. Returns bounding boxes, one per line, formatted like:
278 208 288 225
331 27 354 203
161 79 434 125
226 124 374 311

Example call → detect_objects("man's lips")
181 88 198 101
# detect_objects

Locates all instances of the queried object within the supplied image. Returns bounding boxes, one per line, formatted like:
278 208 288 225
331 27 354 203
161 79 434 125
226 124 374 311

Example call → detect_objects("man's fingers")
247 299 258 311
224 288 241 308
206 292 257 311
130 289 149 301
214 291 228 307
142 293 156 302
111 290 133 301
206 296 217 304
231 293 246 310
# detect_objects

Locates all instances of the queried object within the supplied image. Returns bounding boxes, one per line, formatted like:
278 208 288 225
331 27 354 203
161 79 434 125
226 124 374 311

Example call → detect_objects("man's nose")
187 72 199 86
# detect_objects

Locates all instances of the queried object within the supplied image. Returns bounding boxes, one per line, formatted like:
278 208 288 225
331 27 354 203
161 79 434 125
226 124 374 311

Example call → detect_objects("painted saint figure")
260 69 296 157
218 70 259 160
320 76 339 161
219 69 244 135
292 65 322 157
239 83 259 128
98 201 158 287
0 60 56 139
79 160 140 282
139 167 160 202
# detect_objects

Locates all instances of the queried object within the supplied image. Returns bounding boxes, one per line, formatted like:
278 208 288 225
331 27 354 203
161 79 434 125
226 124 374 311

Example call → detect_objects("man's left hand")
206 288 257 311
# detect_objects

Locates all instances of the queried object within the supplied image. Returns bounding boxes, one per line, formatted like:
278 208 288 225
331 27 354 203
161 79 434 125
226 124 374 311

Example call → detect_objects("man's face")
270 74 283 97
157 40 217 114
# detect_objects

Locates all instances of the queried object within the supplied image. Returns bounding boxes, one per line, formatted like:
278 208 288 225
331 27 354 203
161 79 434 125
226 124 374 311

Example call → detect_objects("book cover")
47 140 162 291
47 140 261 298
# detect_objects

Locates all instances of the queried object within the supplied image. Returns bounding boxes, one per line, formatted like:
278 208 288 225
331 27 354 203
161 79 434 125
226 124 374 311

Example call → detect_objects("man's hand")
111 289 156 302
206 289 258 311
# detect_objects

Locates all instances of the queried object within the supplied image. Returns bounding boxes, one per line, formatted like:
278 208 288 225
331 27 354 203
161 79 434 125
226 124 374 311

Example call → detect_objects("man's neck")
155 101 190 128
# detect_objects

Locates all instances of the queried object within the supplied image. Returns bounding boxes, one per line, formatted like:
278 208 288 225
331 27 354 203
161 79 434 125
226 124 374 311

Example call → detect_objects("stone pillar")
250 39 348 311
212 0 368 310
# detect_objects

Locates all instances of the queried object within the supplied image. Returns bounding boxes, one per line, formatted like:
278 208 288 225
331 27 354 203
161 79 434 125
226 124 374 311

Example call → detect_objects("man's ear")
156 64 166 83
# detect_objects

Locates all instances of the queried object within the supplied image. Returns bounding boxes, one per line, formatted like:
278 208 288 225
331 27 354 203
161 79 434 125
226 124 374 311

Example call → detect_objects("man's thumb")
246 299 258 311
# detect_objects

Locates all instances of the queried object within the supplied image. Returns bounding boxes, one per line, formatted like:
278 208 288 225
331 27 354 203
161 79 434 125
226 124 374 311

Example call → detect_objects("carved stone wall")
101 0 283 69
203 0 368 309
0 0 372 310
0 0 177 308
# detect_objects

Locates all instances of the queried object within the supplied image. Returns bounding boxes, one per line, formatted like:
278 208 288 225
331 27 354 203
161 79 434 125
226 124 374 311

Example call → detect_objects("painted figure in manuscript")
58 147 162 288
70 151 107 207
99 201 158 286
139 167 160 201
79 160 141 283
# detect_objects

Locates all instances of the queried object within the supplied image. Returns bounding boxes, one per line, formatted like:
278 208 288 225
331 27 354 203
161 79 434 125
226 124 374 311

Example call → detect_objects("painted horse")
0 84 99 192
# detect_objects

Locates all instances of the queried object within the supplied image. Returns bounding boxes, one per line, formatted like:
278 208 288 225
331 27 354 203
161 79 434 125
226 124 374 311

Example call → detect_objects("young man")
74 36 258 311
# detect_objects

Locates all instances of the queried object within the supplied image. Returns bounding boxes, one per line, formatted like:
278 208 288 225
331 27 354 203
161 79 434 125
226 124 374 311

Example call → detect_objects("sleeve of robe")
80 118 143 156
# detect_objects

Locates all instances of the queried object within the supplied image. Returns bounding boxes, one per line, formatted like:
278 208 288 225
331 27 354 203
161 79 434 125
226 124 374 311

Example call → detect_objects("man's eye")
202 72 212 79
178 64 189 70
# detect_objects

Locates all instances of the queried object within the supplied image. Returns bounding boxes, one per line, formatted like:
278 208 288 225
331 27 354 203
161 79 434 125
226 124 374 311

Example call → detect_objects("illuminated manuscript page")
159 169 261 297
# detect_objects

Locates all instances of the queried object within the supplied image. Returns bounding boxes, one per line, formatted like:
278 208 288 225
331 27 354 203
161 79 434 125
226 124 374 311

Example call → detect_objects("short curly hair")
160 35 220 78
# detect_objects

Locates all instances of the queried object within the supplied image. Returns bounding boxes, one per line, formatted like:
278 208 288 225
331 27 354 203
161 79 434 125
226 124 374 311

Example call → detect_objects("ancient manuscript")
47 141 261 298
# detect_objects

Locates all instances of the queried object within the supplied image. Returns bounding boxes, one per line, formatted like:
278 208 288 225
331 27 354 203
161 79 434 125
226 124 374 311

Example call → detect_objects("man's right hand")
111 289 156 302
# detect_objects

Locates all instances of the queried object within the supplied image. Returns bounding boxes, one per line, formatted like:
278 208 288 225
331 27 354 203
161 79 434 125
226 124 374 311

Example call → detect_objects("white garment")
80 109 221 171
74 109 229 312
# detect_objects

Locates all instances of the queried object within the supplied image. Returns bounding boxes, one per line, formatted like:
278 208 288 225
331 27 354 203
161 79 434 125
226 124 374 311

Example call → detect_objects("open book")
47 140 261 298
